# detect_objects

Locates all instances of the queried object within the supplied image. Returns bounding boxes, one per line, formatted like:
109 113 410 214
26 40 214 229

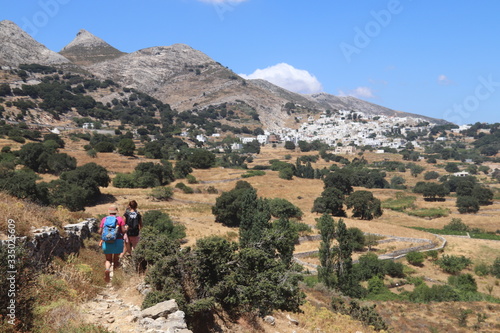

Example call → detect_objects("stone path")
80 285 144 333
79 266 192 333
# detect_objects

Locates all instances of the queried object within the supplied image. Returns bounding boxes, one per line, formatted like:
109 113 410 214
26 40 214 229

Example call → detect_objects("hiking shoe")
104 269 111 283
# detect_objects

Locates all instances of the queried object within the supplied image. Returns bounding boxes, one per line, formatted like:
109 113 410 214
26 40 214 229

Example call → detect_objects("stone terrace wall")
1 218 98 266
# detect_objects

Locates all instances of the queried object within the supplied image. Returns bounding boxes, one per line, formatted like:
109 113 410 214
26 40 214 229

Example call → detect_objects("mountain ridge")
0 20 70 67
0 20 450 127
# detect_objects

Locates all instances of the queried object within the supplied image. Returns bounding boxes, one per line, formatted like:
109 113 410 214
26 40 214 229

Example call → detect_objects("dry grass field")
2 132 500 332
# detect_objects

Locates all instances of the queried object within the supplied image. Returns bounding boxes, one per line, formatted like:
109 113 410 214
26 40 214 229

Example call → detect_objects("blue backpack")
101 216 119 243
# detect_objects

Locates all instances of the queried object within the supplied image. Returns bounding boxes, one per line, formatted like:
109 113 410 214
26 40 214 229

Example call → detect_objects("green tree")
323 170 353 195
445 162 460 173
284 141 296 150
456 196 480 214
212 182 256 227
267 198 303 219
422 183 450 201
316 214 337 288
46 153 77 175
471 185 494 205
424 171 440 180
239 190 270 248
346 191 383 220
188 149 215 169
312 187 346 217
18 142 52 172
117 138 136 156
408 163 425 177
390 176 406 189
173 160 192 179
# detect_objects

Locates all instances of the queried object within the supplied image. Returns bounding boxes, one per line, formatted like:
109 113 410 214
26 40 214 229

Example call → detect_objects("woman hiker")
121 200 143 258
99 204 126 282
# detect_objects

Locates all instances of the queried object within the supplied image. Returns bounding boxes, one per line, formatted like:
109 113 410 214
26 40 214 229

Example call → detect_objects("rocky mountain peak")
61 29 113 51
60 29 125 66
0 20 70 67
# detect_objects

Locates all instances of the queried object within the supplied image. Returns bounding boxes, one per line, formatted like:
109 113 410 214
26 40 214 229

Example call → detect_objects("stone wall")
1 218 98 266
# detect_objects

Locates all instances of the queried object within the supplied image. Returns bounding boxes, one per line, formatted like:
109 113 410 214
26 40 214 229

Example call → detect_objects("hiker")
122 200 143 257
99 204 126 282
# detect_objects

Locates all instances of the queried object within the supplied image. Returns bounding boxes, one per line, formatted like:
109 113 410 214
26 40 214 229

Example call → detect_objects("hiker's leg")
105 254 113 271
113 254 120 269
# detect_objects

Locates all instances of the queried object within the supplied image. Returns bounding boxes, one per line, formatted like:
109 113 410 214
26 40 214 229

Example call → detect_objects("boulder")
141 300 178 319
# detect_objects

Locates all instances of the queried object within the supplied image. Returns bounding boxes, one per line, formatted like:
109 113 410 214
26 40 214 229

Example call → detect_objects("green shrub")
436 255 472 274
331 297 388 331
175 182 194 194
406 251 425 266
206 186 218 194
406 207 449 218
448 273 477 293
425 250 439 261
424 171 440 180
241 170 265 178
443 218 469 232
150 186 173 201
473 263 490 277
383 260 405 278
491 257 500 278
186 174 198 184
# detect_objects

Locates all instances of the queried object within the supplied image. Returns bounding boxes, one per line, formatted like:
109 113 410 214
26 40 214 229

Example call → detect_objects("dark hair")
128 200 138 210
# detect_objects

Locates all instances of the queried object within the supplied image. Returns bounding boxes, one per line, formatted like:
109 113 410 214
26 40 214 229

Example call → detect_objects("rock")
136 283 152 296
107 318 115 323
287 314 299 326
141 300 178 319
264 315 275 325
164 310 188 330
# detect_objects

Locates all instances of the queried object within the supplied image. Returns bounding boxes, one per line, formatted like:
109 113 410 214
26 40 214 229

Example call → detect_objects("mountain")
86 43 294 128
0 20 70 67
0 21 450 127
306 93 449 124
59 29 125 66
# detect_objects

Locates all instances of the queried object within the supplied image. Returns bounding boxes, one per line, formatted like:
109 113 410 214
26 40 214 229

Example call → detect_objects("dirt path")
79 268 146 333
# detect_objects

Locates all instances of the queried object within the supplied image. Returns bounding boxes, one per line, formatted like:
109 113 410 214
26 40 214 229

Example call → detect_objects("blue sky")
1 0 500 125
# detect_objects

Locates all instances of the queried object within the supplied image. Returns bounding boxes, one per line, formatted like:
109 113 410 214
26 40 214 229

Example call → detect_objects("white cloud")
437 74 452 85
240 63 323 94
197 0 248 4
338 86 375 99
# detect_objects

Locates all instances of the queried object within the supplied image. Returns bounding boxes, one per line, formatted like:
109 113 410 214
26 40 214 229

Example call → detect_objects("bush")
456 196 479 214
150 186 173 201
383 261 405 278
175 182 194 194
436 255 472 274
443 218 469 232
206 186 218 194
186 174 198 184
424 171 440 180
474 263 490 276
406 251 425 266
267 198 303 219
331 297 388 331
448 273 477 293
491 257 500 278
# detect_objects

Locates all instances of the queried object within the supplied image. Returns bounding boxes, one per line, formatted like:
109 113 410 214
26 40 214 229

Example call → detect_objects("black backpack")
126 211 140 236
